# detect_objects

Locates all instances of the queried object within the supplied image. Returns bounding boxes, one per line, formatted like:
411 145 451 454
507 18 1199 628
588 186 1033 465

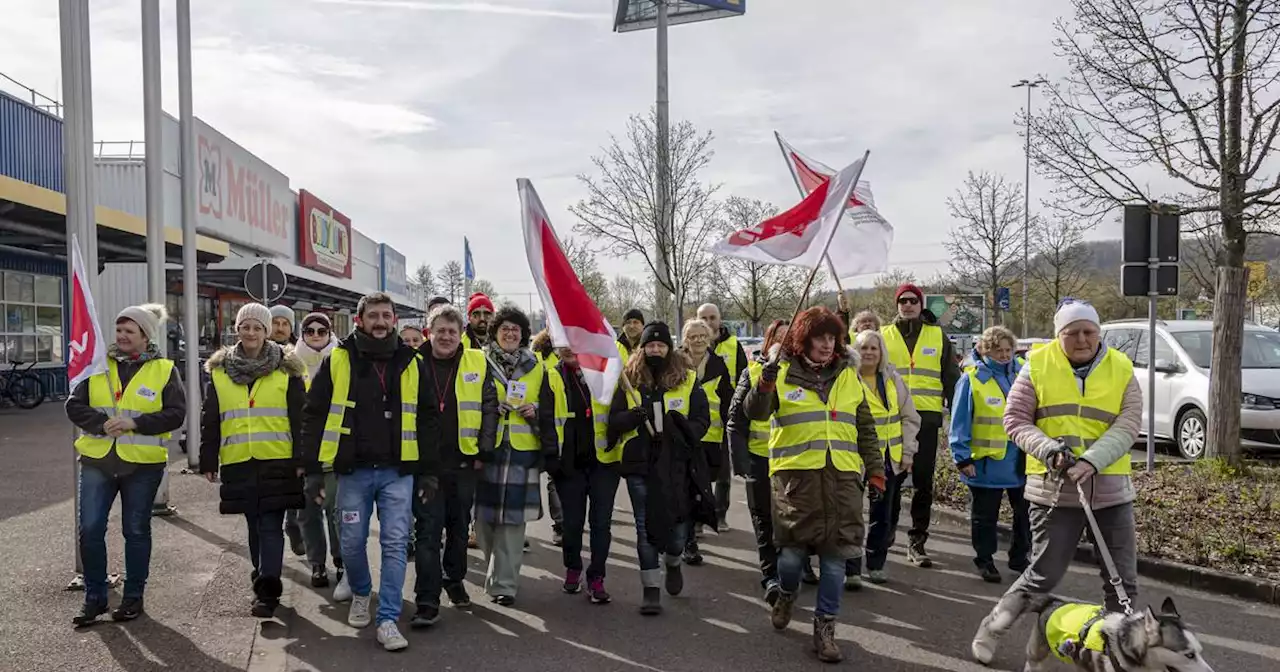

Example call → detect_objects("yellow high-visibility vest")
318 348 420 464
74 358 174 464
454 349 488 456
745 362 771 458
1045 603 1106 663
618 371 697 448
860 373 903 464
769 362 865 476
499 362 545 452
715 334 742 379
882 323 946 413
211 368 292 465
1026 342 1133 476
700 357 726 444
547 365 615 463
969 370 1011 461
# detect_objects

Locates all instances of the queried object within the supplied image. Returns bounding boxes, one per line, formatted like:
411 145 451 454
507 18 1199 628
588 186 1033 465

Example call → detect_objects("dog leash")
1047 447 1134 616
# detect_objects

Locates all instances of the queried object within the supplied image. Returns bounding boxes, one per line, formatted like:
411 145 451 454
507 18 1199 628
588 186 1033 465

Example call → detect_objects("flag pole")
774 132 848 304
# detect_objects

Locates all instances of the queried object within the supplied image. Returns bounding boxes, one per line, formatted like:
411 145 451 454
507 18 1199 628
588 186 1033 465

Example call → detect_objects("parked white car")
1099 320 1280 459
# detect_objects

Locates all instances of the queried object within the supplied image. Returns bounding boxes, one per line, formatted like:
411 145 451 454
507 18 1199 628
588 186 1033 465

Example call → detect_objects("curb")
930 505 1280 606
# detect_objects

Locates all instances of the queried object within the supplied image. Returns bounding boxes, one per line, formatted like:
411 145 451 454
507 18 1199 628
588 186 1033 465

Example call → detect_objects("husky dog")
971 592 1213 671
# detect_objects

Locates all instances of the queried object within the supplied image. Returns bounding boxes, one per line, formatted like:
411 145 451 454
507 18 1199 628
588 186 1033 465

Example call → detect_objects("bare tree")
1029 0 1280 464
561 238 611 312
606 275 653 324
945 171 1024 325
1028 217 1092 309
571 110 721 328
710 198 814 334
436 260 464 305
413 264 436 296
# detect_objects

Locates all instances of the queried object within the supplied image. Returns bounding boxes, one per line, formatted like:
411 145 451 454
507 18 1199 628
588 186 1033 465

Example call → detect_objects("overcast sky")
0 0 1084 298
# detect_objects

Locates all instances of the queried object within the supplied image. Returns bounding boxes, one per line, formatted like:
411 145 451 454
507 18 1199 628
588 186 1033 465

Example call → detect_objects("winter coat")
553 362 598 478
726 362 758 479
888 313 962 425
198 343 308 515
1003 344 1143 510
950 351 1025 489
687 348 733 473
423 346 500 472
743 347 884 556
865 362 922 475
607 369 717 544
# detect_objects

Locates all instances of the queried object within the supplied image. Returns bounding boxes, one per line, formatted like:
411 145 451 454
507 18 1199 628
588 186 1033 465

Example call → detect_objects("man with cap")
970 299 1142 664
617 309 645 359
65 303 187 626
270 305 297 346
462 293 495 351
880 283 960 568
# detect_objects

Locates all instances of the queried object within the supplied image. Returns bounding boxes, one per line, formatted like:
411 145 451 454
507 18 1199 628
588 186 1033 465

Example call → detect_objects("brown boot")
770 590 795 630
813 615 843 663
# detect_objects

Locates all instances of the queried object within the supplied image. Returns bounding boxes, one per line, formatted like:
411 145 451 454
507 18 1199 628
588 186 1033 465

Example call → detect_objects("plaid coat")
473 350 559 525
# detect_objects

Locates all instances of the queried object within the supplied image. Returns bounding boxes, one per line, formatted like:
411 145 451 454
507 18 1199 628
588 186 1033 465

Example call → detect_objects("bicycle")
0 360 45 410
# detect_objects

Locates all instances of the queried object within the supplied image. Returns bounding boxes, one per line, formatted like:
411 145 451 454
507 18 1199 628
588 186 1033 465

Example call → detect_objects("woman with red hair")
743 307 885 663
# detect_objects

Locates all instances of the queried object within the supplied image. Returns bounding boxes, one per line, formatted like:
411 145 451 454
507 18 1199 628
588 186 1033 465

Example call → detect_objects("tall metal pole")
655 0 675 328
61 0 100 580
1146 210 1159 472
178 0 200 470
1021 84 1032 337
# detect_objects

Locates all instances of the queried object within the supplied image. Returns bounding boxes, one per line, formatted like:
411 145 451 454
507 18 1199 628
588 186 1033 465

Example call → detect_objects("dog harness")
1047 603 1107 662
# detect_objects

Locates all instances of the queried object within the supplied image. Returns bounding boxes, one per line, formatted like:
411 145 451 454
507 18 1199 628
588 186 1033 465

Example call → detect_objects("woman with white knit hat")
65 303 187 627
971 299 1143 664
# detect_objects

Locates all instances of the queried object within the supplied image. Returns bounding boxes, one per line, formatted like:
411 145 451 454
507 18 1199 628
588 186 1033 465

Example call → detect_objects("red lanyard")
433 359 457 413
373 362 390 401
248 378 264 408
568 368 592 418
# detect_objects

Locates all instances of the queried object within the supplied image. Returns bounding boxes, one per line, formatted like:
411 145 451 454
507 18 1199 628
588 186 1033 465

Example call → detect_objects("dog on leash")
971 591 1214 671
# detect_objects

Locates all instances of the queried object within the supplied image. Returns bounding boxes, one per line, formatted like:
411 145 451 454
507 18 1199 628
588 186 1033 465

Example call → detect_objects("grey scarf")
108 342 160 363
223 341 283 385
485 344 536 383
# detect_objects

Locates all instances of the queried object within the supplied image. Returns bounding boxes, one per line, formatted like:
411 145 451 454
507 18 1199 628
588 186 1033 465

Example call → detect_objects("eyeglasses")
897 297 920 305
304 328 329 336
498 324 522 334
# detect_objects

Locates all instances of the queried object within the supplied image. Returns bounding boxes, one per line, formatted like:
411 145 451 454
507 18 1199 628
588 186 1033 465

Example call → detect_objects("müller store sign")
298 189 352 278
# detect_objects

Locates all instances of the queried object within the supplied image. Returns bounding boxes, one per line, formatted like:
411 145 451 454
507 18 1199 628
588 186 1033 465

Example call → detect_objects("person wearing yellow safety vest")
695 304 745 530
971 300 1143 666
675 318 733 566
411 303 498 625
546 346 620 605
294 312 346 595
743 307 885 663
607 321 716 616
726 319 790 606
300 292 442 653
531 328 566 546
66 303 187 628
846 329 920 590
617 308 645 359
881 282 960 569
460 292 495 350
473 306 560 608
948 326 1031 585
198 303 308 618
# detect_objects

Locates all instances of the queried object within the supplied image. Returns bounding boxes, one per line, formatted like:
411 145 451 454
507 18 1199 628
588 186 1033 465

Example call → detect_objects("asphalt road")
2 404 1278 672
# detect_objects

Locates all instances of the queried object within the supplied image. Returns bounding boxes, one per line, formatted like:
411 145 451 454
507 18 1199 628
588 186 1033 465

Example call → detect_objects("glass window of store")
166 293 219 359
1 271 64 366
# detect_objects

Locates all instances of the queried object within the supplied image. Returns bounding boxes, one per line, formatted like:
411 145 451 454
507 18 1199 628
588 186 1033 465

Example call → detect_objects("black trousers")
968 484 1032 568
908 418 941 547
743 454 777 588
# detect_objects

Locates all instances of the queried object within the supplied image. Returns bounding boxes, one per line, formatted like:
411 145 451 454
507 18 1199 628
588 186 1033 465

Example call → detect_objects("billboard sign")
195 118 295 258
297 189 352 278
380 244 408 296
924 294 986 335
614 0 744 32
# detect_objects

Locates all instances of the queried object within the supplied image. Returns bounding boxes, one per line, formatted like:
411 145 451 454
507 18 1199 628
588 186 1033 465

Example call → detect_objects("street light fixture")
1012 77 1048 337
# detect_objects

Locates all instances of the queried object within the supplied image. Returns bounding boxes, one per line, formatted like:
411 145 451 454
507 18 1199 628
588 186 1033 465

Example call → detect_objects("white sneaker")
333 572 352 602
347 594 372 628
376 620 409 652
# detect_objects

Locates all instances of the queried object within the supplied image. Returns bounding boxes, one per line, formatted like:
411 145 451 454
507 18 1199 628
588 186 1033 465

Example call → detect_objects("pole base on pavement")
151 504 177 517
65 573 121 592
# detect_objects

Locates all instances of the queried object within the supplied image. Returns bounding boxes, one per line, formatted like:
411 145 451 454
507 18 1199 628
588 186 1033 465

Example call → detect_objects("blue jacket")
949 350 1025 489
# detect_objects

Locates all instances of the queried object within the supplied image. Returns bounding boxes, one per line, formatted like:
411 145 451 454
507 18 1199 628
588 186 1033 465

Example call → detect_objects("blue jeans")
78 464 165 604
624 476 687 577
779 547 845 617
557 464 621 580
338 468 414 625
245 509 286 579
413 470 477 607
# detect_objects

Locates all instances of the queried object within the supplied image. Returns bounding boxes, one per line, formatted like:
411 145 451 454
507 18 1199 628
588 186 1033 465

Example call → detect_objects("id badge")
506 381 528 407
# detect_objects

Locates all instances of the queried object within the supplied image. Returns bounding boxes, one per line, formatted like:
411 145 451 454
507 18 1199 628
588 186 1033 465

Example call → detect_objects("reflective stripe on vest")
882 323 945 413
74 358 173 464
768 363 865 476
211 368 292 466
1045 603 1106 663
701 367 725 444
1026 342 1133 476
547 366 569 447
318 348 420 464
500 363 545 451
745 362 771 458
860 373 903 463
715 335 742 379
969 370 1011 461
618 371 697 449
455 349 488 456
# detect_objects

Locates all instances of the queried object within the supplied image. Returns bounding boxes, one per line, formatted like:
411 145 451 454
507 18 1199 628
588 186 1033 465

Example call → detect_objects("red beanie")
895 283 924 303
466 292 495 314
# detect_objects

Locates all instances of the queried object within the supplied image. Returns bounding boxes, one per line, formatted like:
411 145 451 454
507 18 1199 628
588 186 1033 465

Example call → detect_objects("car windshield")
1171 329 1280 368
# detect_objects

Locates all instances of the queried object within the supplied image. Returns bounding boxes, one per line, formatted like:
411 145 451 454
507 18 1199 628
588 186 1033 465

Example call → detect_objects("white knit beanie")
1053 301 1101 335
236 303 273 331
116 303 168 345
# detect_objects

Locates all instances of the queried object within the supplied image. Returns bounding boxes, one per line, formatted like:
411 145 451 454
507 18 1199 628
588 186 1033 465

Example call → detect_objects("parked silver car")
1100 320 1280 459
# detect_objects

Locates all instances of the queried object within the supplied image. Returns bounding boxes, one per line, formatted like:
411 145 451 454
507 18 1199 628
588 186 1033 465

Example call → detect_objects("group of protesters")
66 281 1143 664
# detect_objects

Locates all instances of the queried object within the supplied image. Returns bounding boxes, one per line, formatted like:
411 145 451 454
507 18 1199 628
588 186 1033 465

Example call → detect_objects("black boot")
311 564 329 588
640 587 662 616
251 576 283 618
111 597 144 621
72 599 109 627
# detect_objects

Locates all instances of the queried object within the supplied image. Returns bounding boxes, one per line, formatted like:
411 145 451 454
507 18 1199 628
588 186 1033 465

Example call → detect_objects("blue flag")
464 237 475 282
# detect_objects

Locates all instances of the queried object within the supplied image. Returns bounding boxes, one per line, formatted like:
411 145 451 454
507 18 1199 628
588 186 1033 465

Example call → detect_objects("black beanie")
427 296 450 310
639 321 673 350
623 308 645 324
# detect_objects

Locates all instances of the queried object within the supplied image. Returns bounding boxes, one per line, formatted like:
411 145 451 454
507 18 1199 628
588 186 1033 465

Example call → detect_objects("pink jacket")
1002 353 1143 510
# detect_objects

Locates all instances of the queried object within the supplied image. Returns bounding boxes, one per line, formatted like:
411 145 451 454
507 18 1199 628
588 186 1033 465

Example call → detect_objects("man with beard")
302 292 442 652
461 293 494 350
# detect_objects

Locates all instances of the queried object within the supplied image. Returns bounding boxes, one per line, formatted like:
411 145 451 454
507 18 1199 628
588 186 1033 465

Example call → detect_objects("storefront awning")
177 257 423 318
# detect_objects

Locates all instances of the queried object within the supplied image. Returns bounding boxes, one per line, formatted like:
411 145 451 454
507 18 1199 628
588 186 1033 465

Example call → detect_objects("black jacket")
198 346 307 515
891 314 961 425
726 361 759 478
301 334 441 477
689 349 733 456
552 362 597 477
424 346 500 471
65 357 187 476
616 333 637 360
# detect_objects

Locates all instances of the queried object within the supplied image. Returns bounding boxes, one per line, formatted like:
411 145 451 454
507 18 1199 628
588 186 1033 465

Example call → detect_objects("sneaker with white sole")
376 620 409 652
333 572 352 603
347 594 372 628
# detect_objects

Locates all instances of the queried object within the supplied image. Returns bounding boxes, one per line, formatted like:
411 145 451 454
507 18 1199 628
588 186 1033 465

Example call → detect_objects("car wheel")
1175 408 1207 460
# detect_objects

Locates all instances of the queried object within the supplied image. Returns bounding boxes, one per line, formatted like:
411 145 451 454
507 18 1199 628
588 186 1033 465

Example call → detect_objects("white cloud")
313 0 609 20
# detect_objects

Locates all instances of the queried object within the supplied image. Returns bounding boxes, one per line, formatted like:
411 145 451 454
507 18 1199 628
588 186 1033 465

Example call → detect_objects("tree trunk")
1206 266 1247 465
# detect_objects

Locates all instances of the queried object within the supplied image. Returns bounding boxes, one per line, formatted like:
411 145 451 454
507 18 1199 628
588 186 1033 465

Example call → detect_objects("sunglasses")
897 296 920 305
304 327 329 336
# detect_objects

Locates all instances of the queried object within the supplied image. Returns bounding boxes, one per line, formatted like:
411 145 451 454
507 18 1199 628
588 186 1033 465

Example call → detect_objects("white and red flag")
770 132 894 279
711 152 870 271
519 178 623 404
66 233 108 389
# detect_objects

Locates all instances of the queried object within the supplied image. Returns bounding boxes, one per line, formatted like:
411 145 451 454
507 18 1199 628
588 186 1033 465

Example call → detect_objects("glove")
761 361 781 383
868 474 887 501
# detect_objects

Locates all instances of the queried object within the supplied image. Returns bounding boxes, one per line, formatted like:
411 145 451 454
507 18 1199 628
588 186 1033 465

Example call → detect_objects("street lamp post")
1012 77 1047 337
